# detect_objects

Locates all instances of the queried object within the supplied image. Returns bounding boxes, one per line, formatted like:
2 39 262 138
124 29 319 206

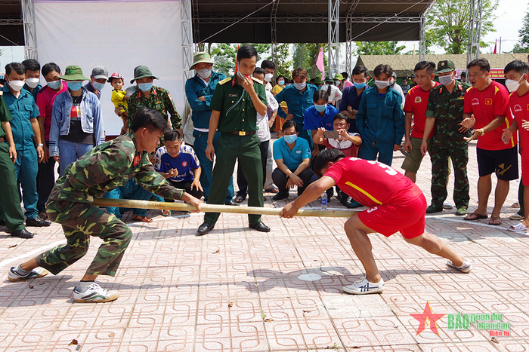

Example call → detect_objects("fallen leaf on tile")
29 285 34 289
8 244 17 248
228 302 233 308
108 333 115 338
491 337 499 343
302 310 312 315
69 339 78 345
213 249 220 254
264 318 273 322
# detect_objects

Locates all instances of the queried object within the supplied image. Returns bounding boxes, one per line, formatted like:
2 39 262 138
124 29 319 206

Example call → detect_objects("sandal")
161 210 172 217
234 195 246 203
464 212 488 221
508 223 528 232
489 216 502 226
132 215 153 223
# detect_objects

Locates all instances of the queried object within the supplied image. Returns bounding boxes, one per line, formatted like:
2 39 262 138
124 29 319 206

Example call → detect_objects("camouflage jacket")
127 86 181 130
425 81 472 147
49 133 184 203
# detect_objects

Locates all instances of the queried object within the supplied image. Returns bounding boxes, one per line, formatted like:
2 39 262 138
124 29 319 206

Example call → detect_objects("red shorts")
357 194 427 239
523 158 529 186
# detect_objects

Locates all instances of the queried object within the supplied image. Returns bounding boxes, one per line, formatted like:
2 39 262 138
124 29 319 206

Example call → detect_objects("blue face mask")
278 80 285 85
48 80 62 90
67 81 83 92
314 104 327 112
284 134 298 144
92 81 105 91
353 82 366 89
138 82 153 92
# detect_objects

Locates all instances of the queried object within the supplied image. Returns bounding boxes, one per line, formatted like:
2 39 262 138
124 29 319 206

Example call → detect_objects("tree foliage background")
292 43 328 79
353 41 406 55
513 6 529 53
426 0 498 54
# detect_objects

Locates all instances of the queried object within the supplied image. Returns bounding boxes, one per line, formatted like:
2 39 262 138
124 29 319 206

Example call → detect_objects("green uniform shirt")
425 81 471 147
210 76 267 133
127 86 181 130
49 133 184 203
0 95 13 139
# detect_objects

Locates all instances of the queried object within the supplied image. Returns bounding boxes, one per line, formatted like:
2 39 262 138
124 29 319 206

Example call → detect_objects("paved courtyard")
1 140 528 351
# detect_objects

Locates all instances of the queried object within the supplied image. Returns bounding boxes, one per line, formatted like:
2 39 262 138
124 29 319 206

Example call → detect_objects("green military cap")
190 52 214 70
437 60 456 74
130 65 159 84
58 65 89 81
314 77 322 85
324 77 334 84
334 73 344 80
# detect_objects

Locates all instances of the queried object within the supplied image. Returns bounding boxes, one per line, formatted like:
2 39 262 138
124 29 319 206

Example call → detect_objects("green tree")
292 43 328 79
274 44 293 78
516 6 529 52
354 41 406 55
426 0 498 54
210 43 271 76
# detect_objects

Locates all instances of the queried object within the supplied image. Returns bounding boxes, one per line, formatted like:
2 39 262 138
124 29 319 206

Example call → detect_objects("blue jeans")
58 139 94 176
358 139 394 166
193 130 234 202
103 178 162 219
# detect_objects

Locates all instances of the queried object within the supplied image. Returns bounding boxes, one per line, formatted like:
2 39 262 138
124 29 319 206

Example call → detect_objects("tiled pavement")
1 140 529 351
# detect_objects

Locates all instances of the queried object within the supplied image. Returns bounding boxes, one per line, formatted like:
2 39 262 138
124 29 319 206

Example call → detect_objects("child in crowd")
155 130 203 215
108 73 129 135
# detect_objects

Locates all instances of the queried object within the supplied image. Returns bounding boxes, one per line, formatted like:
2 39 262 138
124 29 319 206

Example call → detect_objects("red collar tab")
134 155 140 166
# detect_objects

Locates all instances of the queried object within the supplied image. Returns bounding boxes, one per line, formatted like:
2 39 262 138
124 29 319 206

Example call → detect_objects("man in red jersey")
402 61 440 183
280 149 472 295
501 60 529 232
461 58 518 226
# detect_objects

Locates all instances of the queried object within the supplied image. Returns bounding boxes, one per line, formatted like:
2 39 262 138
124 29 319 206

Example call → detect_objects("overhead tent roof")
0 0 433 46
194 0 434 43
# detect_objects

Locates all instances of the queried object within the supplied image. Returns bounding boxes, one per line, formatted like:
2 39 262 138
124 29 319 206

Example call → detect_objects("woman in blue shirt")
304 90 339 156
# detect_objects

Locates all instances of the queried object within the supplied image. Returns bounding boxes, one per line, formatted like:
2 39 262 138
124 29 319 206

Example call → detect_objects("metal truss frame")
270 0 279 73
345 0 359 75
21 0 37 60
198 13 422 24
467 0 483 66
328 0 339 77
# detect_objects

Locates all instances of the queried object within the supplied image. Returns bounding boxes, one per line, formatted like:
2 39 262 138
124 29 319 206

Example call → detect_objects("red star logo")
410 301 445 336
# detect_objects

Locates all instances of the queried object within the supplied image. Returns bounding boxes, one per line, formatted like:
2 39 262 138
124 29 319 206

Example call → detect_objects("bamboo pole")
91 198 358 218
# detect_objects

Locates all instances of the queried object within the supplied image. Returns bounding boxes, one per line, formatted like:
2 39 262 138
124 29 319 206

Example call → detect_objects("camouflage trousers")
430 145 470 208
35 199 132 276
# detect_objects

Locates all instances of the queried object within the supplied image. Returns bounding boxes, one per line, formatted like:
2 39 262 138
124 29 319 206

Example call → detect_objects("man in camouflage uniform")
420 60 471 215
7 108 201 303
127 66 181 130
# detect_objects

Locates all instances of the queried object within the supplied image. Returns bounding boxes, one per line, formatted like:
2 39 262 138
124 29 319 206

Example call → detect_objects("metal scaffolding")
467 0 483 66
270 0 279 71
327 0 339 77
191 0 200 51
21 0 37 60
345 0 359 75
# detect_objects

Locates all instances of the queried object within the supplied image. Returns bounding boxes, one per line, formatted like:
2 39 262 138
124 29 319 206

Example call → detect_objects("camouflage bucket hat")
437 60 456 74
58 65 89 81
190 52 214 70
130 66 159 84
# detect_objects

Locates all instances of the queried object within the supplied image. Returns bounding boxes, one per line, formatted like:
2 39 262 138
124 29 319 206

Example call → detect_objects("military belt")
227 131 256 136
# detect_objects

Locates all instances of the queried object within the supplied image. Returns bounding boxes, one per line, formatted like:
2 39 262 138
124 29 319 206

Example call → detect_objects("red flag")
316 47 325 81
493 39 497 54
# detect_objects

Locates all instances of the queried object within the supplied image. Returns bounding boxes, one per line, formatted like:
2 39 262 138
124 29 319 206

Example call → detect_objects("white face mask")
438 74 454 86
26 78 40 89
294 82 306 91
506 77 524 93
374 80 389 89
197 69 212 79
8 80 25 92
264 73 273 82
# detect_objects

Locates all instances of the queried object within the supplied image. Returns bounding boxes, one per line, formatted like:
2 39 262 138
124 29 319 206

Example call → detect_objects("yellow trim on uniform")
344 181 382 205
219 77 231 85
505 118 515 148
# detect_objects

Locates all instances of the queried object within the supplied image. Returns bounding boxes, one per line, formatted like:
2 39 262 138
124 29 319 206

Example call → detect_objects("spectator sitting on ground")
156 130 203 215
313 112 362 208
272 121 318 201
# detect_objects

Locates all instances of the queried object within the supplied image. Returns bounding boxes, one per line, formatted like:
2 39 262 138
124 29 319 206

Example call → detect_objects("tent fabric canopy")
1 0 433 46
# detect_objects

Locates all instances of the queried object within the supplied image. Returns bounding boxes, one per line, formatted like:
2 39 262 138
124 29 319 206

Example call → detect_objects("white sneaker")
446 260 473 273
8 266 49 282
343 277 385 295
443 202 454 210
73 283 119 303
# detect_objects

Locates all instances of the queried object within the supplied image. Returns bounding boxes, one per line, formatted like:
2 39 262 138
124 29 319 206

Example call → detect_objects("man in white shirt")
322 77 343 108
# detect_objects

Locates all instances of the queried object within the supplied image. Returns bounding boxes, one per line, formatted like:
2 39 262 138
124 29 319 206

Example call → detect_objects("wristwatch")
37 143 44 146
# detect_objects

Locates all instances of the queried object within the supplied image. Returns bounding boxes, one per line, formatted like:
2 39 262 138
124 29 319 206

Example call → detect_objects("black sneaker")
426 205 443 214
272 192 289 201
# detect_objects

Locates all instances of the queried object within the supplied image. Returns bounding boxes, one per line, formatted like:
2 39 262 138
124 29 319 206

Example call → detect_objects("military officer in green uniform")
197 45 270 235
420 60 471 215
0 93 35 238
7 108 202 303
